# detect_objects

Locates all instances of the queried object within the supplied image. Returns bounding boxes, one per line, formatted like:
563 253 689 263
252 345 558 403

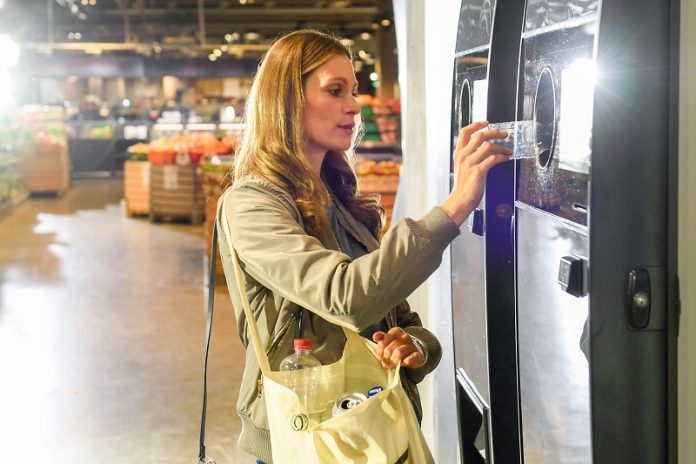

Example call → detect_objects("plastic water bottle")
488 120 543 159
279 339 322 418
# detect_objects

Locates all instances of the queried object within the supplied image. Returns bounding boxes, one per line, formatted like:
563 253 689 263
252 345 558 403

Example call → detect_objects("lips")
338 124 355 130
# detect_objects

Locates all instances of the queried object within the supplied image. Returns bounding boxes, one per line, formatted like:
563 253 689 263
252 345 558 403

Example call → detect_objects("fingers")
463 128 509 155
453 123 512 171
469 140 512 166
374 327 423 369
455 121 489 151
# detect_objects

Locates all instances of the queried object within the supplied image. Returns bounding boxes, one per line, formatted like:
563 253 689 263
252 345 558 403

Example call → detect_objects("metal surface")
451 56 490 405
455 0 495 53
451 3 497 461
516 204 591 464
517 21 595 225
523 0 599 32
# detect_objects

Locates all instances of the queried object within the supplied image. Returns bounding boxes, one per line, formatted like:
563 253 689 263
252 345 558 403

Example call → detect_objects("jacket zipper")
257 313 296 398
332 205 419 414
330 228 344 253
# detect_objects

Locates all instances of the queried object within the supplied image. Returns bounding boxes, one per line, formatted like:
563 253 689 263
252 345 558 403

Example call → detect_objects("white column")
393 0 462 462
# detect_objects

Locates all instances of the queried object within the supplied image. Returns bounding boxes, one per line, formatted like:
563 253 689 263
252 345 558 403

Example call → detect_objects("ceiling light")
74 32 82 40
208 54 217 61
239 0 247 4
89 0 96 4
78 12 88 20
380 18 391 27
81 0 88 5
369 72 379 82
225 33 233 43
220 45 228 52
360 31 371 40
70 4 79 14
340 38 354 47
244 31 262 41
68 32 75 40
213 49 222 57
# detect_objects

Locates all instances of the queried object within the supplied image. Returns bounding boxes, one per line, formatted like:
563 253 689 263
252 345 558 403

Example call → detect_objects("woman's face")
302 54 361 160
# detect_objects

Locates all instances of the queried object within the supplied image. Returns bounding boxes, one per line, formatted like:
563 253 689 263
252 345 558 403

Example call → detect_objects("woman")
216 29 511 463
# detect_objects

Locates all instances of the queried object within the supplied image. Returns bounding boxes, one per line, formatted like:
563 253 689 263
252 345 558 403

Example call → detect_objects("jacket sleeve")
394 301 443 384
221 182 460 332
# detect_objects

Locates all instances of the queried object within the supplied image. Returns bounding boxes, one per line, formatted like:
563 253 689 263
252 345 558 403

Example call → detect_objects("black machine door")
451 0 526 462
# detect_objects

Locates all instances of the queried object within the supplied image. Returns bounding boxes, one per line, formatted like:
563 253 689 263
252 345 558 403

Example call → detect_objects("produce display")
18 133 70 195
355 159 400 176
84 123 114 139
201 156 234 198
129 132 240 165
357 97 401 145
354 156 401 234
0 110 27 207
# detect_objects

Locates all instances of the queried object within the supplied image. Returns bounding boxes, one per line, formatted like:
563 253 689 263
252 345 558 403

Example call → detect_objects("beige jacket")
216 178 461 463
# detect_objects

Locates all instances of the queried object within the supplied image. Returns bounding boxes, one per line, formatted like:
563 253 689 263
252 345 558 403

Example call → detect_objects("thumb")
372 331 385 343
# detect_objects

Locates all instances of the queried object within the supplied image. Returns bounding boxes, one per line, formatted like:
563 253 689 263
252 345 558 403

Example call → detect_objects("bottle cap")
293 338 313 350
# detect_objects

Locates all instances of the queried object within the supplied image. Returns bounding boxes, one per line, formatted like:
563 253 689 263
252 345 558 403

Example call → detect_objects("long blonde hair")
234 29 383 243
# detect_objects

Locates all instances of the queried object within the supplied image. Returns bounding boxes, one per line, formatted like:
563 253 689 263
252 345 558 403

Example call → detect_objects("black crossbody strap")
198 222 218 462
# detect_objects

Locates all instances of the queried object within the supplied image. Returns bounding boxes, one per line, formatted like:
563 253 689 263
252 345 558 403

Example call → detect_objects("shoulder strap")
198 222 219 462
219 213 272 374
198 218 272 462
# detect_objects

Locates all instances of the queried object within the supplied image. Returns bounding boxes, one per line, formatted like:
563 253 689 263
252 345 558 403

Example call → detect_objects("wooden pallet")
123 160 150 217
357 174 399 233
149 164 204 224
19 145 70 196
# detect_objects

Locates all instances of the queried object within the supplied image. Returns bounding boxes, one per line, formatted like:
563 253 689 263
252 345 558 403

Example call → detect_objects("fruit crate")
149 164 204 224
19 141 70 196
357 174 399 234
357 174 399 194
123 160 150 216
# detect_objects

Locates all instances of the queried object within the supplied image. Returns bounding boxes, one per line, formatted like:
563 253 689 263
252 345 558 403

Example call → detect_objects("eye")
328 87 342 96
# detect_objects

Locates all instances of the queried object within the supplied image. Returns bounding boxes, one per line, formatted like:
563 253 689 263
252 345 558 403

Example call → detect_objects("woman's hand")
440 121 512 226
372 327 424 369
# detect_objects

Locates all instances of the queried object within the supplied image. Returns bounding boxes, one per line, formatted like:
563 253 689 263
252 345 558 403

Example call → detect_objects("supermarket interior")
1 1 696 464
0 1 404 463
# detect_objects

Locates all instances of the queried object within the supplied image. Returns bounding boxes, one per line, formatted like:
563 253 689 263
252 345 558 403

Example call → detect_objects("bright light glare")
369 72 379 82
557 58 596 173
122 99 131 107
0 35 19 68
0 69 13 106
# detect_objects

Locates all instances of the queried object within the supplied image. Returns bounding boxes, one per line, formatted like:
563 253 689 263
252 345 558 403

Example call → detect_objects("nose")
345 96 360 115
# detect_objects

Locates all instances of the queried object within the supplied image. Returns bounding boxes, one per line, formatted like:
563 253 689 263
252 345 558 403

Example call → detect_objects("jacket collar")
330 192 381 253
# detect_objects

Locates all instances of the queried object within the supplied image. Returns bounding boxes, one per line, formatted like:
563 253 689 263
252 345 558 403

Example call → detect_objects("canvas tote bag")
222 216 435 464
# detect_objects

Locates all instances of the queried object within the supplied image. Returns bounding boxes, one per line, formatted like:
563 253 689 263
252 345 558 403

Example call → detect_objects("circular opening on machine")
459 79 472 129
533 68 557 169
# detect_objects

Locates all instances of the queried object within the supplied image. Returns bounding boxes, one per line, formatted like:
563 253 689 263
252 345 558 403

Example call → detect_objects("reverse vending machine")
450 0 678 462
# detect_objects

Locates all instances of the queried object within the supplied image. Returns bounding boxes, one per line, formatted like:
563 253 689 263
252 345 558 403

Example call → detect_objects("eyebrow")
325 77 358 87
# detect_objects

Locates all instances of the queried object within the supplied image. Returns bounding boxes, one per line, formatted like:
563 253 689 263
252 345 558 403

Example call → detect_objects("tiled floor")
0 179 249 463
